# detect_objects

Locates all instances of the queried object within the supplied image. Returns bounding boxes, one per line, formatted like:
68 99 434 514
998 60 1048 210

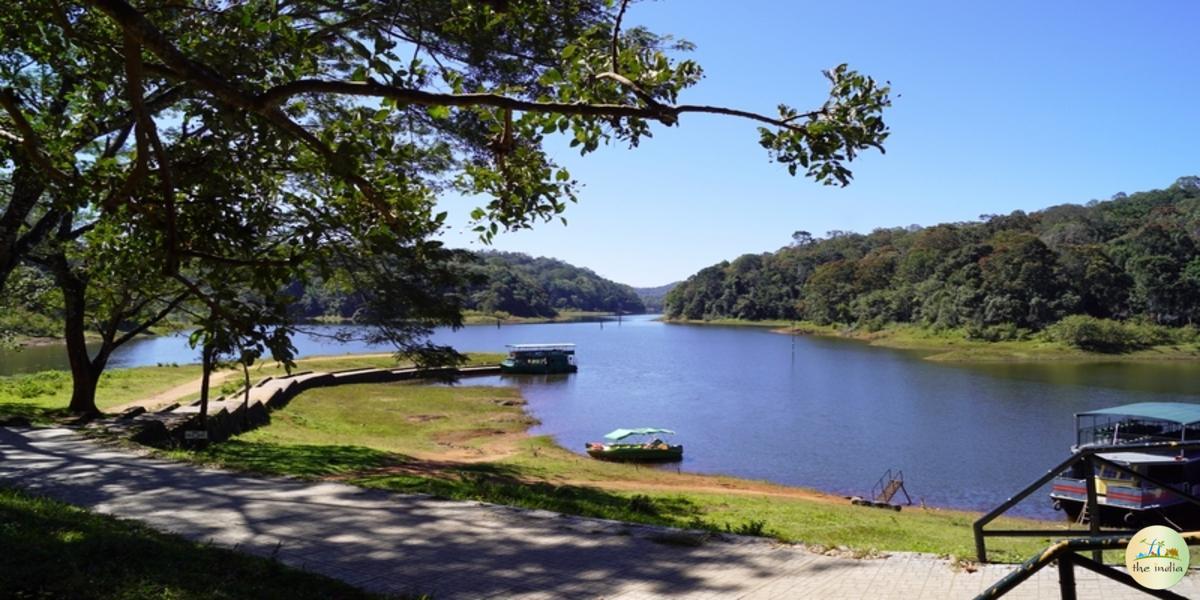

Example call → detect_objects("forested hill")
634 282 680 313
459 252 645 317
665 177 1200 335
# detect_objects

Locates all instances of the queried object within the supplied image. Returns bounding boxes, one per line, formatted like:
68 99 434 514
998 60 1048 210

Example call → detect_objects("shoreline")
662 318 1200 363
159 363 1071 561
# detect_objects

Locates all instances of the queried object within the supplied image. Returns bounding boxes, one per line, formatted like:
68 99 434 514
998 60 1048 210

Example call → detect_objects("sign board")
184 430 208 440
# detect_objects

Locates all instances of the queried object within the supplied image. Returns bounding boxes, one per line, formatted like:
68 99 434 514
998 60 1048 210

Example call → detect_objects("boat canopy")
506 343 575 352
1096 451 1191 465
1078 402 1200 426
604 428 675 441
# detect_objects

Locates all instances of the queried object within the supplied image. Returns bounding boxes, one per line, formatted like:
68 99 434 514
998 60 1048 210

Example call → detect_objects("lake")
4 314 1199 518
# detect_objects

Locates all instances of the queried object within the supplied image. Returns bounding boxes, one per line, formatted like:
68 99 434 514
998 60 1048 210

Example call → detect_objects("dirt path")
106 370 240 414
105 353 401 414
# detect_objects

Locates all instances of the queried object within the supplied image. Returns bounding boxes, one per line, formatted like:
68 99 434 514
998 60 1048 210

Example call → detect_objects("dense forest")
0 252 644 342
294 251 644 320
665 177 1200 342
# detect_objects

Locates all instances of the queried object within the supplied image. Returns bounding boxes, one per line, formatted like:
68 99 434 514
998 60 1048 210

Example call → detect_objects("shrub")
1046 315 1149 353
0 371 68 399
965 323 1027 342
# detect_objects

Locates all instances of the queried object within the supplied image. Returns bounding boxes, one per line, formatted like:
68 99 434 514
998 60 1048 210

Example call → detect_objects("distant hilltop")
633 282 681 313
284 250 646 321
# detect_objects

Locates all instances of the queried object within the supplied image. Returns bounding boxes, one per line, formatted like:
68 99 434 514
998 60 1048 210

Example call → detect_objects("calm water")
4 314 1200 518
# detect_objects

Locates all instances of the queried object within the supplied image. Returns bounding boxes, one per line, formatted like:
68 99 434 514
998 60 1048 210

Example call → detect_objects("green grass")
0 365 204 423
662 317 797 328
174 382 1066 563
461 310 614 325
0 352 506 424
827 323 1200 363
0 486 381 599
669 318 1200 362
219 382 531 457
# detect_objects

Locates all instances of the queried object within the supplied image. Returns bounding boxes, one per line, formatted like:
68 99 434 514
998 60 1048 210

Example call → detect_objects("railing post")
1057 554 1077 600
974 520 988 564
1083 454 1102 563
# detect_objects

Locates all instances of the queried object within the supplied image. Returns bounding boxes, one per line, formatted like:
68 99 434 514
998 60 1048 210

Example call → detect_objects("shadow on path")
0 427 833 598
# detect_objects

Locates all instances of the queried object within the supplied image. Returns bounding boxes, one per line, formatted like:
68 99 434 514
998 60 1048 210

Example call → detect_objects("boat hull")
499 361 577 375
585 444 683 462
1054 498 1200 530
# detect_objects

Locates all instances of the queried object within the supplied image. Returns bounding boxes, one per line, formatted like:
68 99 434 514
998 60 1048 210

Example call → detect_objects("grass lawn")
461 310 614 325
0 352 506 424
0 365 203 423
668 318 1200 362
175 382 1070 563
0 486 381 599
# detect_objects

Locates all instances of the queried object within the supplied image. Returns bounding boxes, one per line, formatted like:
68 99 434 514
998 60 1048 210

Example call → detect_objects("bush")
1046 315 1150 353
0 371 69 400
965 323 1027 342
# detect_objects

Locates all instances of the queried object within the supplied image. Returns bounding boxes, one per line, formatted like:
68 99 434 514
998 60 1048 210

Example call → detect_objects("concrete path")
0 427 1192 599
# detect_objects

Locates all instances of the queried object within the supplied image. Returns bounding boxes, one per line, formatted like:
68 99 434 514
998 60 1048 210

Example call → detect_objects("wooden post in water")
791 320 796 360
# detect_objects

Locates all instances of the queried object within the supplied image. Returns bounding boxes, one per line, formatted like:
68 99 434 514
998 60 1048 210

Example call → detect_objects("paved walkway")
0 428 1192 599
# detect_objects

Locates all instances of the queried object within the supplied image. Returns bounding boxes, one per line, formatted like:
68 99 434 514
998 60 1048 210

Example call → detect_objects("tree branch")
179 248 297 268
611 0 631 72
0 88 75 183
122 30 179 274
85 0 395 224
255 79 813 131
110 290 189 348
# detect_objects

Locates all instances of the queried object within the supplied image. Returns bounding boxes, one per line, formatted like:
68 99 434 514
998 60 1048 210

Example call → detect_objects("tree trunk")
0 161 46 293
241 360 251 428
198 343 213 424
53 252 101 416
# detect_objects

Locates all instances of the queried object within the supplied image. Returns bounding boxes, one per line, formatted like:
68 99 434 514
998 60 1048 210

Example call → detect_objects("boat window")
1099 465 1134 481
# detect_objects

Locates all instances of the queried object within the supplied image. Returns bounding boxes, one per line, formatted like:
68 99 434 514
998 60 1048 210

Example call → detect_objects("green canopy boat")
500 343 578 374
586 428 683 462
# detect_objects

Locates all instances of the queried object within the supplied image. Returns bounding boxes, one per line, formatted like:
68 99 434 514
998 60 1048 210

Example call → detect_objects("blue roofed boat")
586 428 683 462
1050 402 1200 528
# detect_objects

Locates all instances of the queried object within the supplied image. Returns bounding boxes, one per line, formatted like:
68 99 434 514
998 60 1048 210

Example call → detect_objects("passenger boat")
1050 402 1200 529
586 428 683 462
500 343 578 374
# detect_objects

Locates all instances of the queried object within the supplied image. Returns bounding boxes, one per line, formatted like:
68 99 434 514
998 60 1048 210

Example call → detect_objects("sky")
435 0 1200 288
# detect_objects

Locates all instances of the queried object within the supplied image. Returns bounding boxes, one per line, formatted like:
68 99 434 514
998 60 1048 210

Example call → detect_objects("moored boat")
586 428 683 462
1049 402 1200 529
500 343 578 374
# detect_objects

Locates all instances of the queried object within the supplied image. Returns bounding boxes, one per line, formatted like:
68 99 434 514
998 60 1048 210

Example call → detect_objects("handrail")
974 440 1200 563
870 468 895 502
974 531 1200 599
869 468 911 505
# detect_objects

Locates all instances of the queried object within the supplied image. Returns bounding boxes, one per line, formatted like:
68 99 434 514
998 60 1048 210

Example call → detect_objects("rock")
119 406 146 419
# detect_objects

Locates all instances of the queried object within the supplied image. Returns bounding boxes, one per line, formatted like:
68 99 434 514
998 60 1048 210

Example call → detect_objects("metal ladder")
871 468 912 505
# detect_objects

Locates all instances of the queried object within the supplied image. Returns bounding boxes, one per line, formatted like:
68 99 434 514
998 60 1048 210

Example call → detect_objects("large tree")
2 0 892 413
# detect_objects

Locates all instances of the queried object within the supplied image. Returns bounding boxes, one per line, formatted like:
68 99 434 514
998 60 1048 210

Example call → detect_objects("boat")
1049 402 1200 529
499 343 578 374
585 428 683 462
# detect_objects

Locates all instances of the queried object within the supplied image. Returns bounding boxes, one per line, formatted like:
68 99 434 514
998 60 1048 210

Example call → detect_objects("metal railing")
973 439 1200 563
974 531 1200 600
871 468 909 504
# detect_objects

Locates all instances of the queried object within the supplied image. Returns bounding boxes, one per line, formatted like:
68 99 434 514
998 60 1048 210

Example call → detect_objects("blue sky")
437 0 1200 287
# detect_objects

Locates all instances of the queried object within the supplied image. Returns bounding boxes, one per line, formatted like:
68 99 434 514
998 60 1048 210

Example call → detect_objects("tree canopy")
1 0 891 413
665 178 1200 338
